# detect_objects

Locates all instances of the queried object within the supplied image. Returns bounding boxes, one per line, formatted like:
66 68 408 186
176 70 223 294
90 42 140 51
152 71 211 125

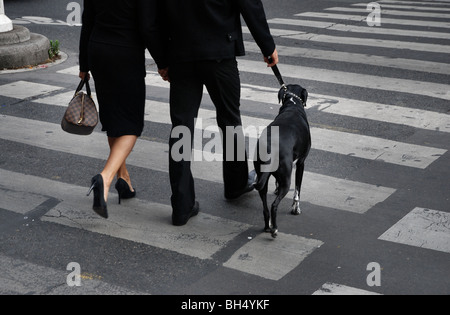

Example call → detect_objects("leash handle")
268 57 286 88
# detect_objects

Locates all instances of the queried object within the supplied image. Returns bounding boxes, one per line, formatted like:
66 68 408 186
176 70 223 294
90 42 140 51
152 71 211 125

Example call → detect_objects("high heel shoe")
87 174 108 219
115 178 136 205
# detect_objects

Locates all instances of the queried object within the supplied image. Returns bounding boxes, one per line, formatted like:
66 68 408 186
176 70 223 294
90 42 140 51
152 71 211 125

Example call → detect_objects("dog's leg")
258 181 271 233
291 162 305 215
273 180 279 195
270 178 290 238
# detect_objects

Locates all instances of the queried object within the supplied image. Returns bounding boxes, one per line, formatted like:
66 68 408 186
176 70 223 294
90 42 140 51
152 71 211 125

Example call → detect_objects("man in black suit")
157 0 278 226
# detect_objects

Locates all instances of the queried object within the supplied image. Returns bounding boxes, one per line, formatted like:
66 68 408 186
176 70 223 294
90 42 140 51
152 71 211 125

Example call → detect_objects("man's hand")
158 68 170 82
79 72 90 81
264 49 279 67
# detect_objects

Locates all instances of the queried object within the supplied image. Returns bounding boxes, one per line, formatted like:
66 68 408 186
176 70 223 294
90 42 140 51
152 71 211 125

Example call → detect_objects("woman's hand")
158 68 170 82
79 71 91 81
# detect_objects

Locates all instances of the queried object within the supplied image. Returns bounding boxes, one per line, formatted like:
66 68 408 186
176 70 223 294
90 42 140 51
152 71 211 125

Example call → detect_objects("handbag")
61 78 98 135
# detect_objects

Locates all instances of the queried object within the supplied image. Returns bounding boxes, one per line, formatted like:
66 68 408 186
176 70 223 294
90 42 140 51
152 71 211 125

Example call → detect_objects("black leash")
268 57 287 91
268 57 307 107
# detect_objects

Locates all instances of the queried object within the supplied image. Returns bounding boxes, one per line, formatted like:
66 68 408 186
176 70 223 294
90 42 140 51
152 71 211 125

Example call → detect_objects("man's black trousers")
169 58 250 219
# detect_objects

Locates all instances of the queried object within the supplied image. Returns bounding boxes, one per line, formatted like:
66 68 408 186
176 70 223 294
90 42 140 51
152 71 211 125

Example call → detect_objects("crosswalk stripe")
54 67 450 132
0 253 144 295
144 100 447 170
0 169 324 282
25 78 448 169
238 59 450 101
223 233 323 281
379 207 450 254
21 69 449 166
268 18 450 40
325 7 450 18
313 283 381 295
352 2 450 11
244 41 450 75
0 115 397 213
0 81 64 99
0 168 251 261
309 98 450 133
247 27 450 55
296 12 450 29
378 0 450 6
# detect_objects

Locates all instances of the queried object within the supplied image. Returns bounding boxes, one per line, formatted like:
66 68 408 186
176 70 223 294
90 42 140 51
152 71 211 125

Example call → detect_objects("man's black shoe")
225 170 257 200
172 201 200 226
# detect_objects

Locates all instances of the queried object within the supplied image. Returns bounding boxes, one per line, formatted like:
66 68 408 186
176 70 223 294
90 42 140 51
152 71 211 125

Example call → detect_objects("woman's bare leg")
101 135 138 201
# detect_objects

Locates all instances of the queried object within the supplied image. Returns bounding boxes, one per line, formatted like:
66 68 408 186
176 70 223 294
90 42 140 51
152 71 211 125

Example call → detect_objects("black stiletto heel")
87 174 108 219
115 178 136 205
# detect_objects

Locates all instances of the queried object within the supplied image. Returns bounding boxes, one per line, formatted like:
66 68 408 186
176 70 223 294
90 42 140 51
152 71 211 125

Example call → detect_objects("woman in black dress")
79 0 167 218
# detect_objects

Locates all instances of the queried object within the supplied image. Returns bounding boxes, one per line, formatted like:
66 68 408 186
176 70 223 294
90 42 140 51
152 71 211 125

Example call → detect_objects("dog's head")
278 84 308 107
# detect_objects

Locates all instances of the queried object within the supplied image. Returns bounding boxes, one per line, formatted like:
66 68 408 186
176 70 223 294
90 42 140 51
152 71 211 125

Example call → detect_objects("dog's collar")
283 91 306 107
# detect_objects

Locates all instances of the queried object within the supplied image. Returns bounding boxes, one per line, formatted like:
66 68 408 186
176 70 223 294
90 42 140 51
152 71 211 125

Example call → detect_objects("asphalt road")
0 0 449 298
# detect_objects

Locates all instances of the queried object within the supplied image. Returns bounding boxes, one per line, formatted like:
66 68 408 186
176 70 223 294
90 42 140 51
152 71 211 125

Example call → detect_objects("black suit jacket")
160 0 276 64
79 0 166 72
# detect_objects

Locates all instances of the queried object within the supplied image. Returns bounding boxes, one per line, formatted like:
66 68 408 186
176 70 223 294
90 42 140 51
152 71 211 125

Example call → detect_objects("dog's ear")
301 89 308 106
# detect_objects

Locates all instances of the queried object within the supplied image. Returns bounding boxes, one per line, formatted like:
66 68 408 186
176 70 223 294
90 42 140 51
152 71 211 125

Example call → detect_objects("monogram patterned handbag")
61 78 98 135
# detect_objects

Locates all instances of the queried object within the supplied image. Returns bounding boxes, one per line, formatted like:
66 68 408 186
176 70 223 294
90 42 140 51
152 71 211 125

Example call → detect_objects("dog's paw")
271 229 278 238
291 204 302 215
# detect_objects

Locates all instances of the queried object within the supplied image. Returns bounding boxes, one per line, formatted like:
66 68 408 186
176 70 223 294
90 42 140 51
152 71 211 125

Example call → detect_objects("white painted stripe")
296 12 450 29
246 27 450 54
0 81 64 99
268 18 450 39
0 169 322 282
310 98 450 133
45 198 250 260
244 41 450 75
223 233 323 281
379 207 450 254
238 59 450 101
29 79 448 168
0 168 251 260
146 99 447 169
55 68 450 133
143 74 450 134
0 115 397 213
300 172 396 214
325 7 450 18
353 3 450 11
378 0 450 6
0 254 144 295
0 189 49 214
59 59 450 105
56 67 450 133
311 128 446 169
313 283 381 295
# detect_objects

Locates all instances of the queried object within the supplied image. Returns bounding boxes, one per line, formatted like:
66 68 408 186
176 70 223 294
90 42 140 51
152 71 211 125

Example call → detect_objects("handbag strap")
75 77 92 97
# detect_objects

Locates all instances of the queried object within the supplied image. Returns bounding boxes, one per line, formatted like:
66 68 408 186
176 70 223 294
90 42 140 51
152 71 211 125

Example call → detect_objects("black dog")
254 84 311 238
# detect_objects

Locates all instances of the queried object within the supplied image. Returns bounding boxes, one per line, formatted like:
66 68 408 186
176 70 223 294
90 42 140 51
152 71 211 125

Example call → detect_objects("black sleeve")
237 0 276 57
79 0 95 72
137 0 169 70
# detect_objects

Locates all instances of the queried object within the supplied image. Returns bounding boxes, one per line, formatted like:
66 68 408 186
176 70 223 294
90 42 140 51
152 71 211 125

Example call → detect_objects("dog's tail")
255 172 271 191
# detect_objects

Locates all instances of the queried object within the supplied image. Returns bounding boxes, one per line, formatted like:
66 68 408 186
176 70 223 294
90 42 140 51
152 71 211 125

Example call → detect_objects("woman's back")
81 0 144 49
